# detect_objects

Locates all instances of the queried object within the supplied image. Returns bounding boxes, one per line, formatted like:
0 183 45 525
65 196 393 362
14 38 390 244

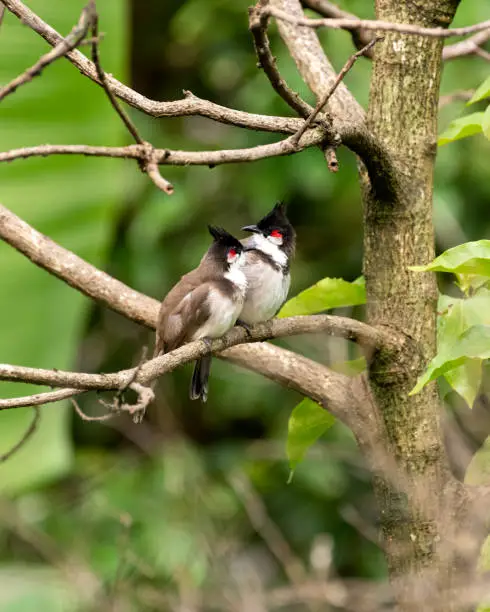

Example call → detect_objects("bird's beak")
241 224 260 234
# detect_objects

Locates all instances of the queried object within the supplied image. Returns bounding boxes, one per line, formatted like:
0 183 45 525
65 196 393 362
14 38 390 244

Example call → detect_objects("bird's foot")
201 337 213 350
236 319 253 338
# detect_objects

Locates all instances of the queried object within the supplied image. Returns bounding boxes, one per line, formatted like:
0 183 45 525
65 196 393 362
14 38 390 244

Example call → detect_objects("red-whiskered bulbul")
239 202 295 325
154 226 247 402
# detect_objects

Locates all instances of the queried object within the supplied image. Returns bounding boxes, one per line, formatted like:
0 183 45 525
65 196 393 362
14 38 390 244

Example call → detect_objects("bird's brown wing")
154 269 202 356
155 280 211 354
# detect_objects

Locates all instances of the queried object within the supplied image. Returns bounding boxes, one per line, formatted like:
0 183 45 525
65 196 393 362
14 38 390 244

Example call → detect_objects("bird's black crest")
257 201 290 231
208 225 243 251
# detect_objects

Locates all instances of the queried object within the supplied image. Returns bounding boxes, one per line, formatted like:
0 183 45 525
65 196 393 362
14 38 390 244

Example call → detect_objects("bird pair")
154 202 295 402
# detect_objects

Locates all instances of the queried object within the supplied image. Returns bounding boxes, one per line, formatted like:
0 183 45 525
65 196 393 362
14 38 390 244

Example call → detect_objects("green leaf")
410 324 490 396
444 360 482 408
437 112 484 146
482 104 490 140
467 75 490 105
278 276 365 318
412 294 490 404
409 240 490 278
287 399 335 472
436 295 487 405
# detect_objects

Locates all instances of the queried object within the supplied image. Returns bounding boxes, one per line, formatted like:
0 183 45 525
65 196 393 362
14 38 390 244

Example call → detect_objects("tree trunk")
362 0 462 609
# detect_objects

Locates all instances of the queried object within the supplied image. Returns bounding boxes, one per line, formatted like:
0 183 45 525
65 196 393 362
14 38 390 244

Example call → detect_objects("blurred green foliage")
0 0 489 609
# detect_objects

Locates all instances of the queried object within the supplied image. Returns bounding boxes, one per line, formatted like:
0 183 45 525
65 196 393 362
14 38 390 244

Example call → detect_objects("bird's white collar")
247 233 288 267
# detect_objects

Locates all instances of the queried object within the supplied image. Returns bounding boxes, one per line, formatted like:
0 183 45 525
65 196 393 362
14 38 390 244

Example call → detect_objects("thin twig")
0 2 94 102
0 407 40 462
249 2 313 118
98 347 153 423
86 1 174 194
443 29 490 61
439 90 475 108
4 0 307 132
266 7 490 38
474 46 490 61
70 397 113 422
142 152 174 195
292 36 381 144
117 346 148 398
0 387 83 409
88 0 142 145
302 0 490 62
301 0 373 53
0 127 329 166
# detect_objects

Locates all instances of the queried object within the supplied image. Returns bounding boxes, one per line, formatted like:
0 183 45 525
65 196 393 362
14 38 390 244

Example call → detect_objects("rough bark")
362 1 467 609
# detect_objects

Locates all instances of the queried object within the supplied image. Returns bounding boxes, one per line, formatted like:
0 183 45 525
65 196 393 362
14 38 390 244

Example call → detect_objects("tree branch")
269 0 398 201
0 203 158 329
0 128 328 167
443 29 490 60
0 0 393 196
88 0 176 194
0 0 307 135
292 36 381 144
249 3 313 118
0 388 83 409
88 2 142 146
0 1 95 102
0 314 394 392
301 0 373 53
302 0 490 62
270 0 365 131
267 7 490 39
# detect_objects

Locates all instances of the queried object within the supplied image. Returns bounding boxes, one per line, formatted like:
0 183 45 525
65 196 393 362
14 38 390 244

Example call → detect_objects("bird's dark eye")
270 230 282 238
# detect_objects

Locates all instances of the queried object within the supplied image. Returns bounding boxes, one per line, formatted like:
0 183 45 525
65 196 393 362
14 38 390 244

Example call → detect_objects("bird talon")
236 319 253 337
202 337 213 350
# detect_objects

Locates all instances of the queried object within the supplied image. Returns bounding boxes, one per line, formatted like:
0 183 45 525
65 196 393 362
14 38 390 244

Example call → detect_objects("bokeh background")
0 1 489 610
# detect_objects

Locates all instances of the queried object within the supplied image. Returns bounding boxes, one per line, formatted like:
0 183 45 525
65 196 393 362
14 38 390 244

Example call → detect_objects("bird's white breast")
194 287 245 340
239 251 290 324
192 260 247 342
224 259 248 293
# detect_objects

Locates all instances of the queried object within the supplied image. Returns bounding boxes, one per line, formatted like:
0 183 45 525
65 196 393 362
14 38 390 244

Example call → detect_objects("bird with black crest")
154 226 247 402
238 202 296 326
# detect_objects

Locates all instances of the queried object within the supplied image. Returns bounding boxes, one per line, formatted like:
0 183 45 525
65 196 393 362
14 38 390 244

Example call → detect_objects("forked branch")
267 7 490 39
301 0 490 61
0 2 95 102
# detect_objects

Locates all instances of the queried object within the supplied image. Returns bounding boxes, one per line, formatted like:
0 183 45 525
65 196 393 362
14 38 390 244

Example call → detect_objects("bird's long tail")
190 354 212 403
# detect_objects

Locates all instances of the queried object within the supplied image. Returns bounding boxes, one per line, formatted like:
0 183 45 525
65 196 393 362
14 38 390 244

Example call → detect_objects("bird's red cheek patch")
227 248 238 263
270 230 282 239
